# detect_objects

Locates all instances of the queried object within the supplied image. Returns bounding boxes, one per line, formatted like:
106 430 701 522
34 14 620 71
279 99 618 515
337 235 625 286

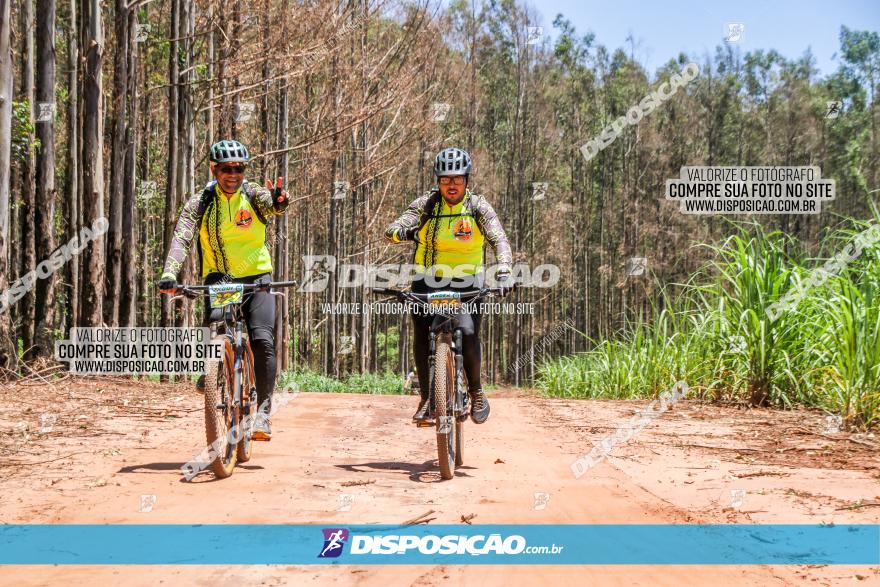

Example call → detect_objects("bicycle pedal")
415 420 435 428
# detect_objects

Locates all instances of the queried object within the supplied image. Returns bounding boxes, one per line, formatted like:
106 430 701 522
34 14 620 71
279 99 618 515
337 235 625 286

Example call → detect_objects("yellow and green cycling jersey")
161 180 288 281
385 189 512 277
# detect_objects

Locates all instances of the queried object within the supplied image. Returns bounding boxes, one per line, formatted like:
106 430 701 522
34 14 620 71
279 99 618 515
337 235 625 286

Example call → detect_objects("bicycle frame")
215 299 253 429
165 280 297 477
371 287 499 418
174 281 296 412
371 286 505 479
427 315 467 426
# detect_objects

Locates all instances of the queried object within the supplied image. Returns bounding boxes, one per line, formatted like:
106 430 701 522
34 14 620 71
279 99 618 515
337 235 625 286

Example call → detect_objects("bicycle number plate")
427 291 461 306
208 284 244 308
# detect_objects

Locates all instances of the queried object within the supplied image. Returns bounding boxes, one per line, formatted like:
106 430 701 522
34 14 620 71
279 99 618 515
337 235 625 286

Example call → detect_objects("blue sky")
526 0 879 77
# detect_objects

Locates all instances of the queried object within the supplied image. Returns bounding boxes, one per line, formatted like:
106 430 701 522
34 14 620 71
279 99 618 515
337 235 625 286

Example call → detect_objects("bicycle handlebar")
161 280 299 299
175 280 298 292
370 286 514 302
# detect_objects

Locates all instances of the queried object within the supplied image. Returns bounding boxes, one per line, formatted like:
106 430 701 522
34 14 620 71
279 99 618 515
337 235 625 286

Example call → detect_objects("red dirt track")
1 379 878 585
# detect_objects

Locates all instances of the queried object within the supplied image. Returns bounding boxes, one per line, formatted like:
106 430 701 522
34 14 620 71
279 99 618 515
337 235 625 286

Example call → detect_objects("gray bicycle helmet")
434 148 472 176
210 139 250 163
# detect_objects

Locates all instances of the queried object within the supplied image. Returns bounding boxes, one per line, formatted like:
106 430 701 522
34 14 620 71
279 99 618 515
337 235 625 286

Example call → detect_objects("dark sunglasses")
218 165 246 174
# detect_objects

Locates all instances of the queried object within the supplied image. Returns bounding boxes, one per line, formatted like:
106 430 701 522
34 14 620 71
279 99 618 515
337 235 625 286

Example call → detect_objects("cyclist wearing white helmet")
385 148 515 424
159 139 290 440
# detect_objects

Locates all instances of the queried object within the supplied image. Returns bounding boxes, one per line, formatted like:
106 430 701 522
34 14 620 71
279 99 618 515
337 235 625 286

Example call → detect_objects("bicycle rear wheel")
433 339 456 480
204 335 238 479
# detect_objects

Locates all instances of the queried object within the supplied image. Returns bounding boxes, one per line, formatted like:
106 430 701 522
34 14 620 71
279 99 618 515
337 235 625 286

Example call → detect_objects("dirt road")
1 379 878 585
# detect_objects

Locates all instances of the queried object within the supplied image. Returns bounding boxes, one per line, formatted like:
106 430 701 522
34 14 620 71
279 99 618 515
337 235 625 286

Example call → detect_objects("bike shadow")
335 460 476 483
117 462 265 482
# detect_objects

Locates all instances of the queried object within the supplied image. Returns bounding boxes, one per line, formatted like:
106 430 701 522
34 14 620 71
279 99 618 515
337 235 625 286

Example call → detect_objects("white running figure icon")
321 530 346 557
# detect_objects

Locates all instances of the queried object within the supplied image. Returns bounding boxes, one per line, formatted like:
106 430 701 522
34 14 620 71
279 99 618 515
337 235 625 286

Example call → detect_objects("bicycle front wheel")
433 339 456 480
236 341 257 463
204 335 238 479
455 371 467 466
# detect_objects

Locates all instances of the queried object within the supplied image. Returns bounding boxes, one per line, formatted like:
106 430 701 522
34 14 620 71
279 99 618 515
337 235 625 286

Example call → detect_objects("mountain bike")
166 280 297 478
371 286 508 480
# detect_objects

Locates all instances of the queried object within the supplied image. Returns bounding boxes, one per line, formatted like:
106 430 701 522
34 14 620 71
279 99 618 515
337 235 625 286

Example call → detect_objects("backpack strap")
423 190 481 220
241 180 269 225
197 181 217 217
194 181 218 276
418 188 444 226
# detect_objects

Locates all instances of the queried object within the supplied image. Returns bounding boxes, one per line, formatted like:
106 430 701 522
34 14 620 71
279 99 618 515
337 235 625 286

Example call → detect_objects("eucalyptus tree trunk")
105 0 129 326
80 0 106 326
0 0 15 369
65 0 80 330
32 0 58 355
17 0 36 355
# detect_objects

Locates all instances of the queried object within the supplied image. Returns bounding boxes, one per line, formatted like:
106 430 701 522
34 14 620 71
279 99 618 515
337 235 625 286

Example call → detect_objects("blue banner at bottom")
1 524 877 565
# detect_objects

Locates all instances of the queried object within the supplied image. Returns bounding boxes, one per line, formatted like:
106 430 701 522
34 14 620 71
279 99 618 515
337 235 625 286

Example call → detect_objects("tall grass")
695 230 806 406
538 214 880 428
279 369 406 395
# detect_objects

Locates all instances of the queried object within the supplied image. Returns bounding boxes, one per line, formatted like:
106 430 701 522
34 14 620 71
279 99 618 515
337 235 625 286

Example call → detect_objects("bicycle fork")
453 330 468 420
426 329 467 422
424 331 438 428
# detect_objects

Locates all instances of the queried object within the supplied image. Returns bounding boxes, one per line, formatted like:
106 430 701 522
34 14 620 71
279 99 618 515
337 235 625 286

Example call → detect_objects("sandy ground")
1 377 878 586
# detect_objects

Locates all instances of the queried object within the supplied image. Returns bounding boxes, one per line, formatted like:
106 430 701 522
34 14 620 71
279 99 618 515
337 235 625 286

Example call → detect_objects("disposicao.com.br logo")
318 527 564 559
318 528 349 558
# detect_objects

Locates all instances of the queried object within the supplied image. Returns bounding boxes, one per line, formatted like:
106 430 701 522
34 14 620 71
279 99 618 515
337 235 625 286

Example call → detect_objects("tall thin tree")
80 0 106 326
32 0 57 356
0 0 15 369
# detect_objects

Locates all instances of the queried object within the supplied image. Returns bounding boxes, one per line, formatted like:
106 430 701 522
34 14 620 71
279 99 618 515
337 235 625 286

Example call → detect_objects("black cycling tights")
410 278 482 402
203 272 277 413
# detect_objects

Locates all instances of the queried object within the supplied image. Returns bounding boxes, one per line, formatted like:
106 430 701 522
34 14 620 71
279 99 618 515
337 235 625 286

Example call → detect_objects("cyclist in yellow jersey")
385 148 515 423
158 140 289 440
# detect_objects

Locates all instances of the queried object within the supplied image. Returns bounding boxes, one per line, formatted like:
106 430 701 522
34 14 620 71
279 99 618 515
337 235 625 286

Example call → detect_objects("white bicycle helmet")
434 148 472 176
210 139 250 163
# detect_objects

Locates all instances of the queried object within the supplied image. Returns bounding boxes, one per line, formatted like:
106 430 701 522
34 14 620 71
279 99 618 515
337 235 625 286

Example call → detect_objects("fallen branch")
834 502 880 511
403 510 436 526
677 443 761 453
733 470 790 479
793 426 879 449
341 479 376 487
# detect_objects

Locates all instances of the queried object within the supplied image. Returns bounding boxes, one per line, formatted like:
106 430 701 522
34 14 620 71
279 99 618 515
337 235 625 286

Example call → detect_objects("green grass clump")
279 369 406 395
538 210 880 429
